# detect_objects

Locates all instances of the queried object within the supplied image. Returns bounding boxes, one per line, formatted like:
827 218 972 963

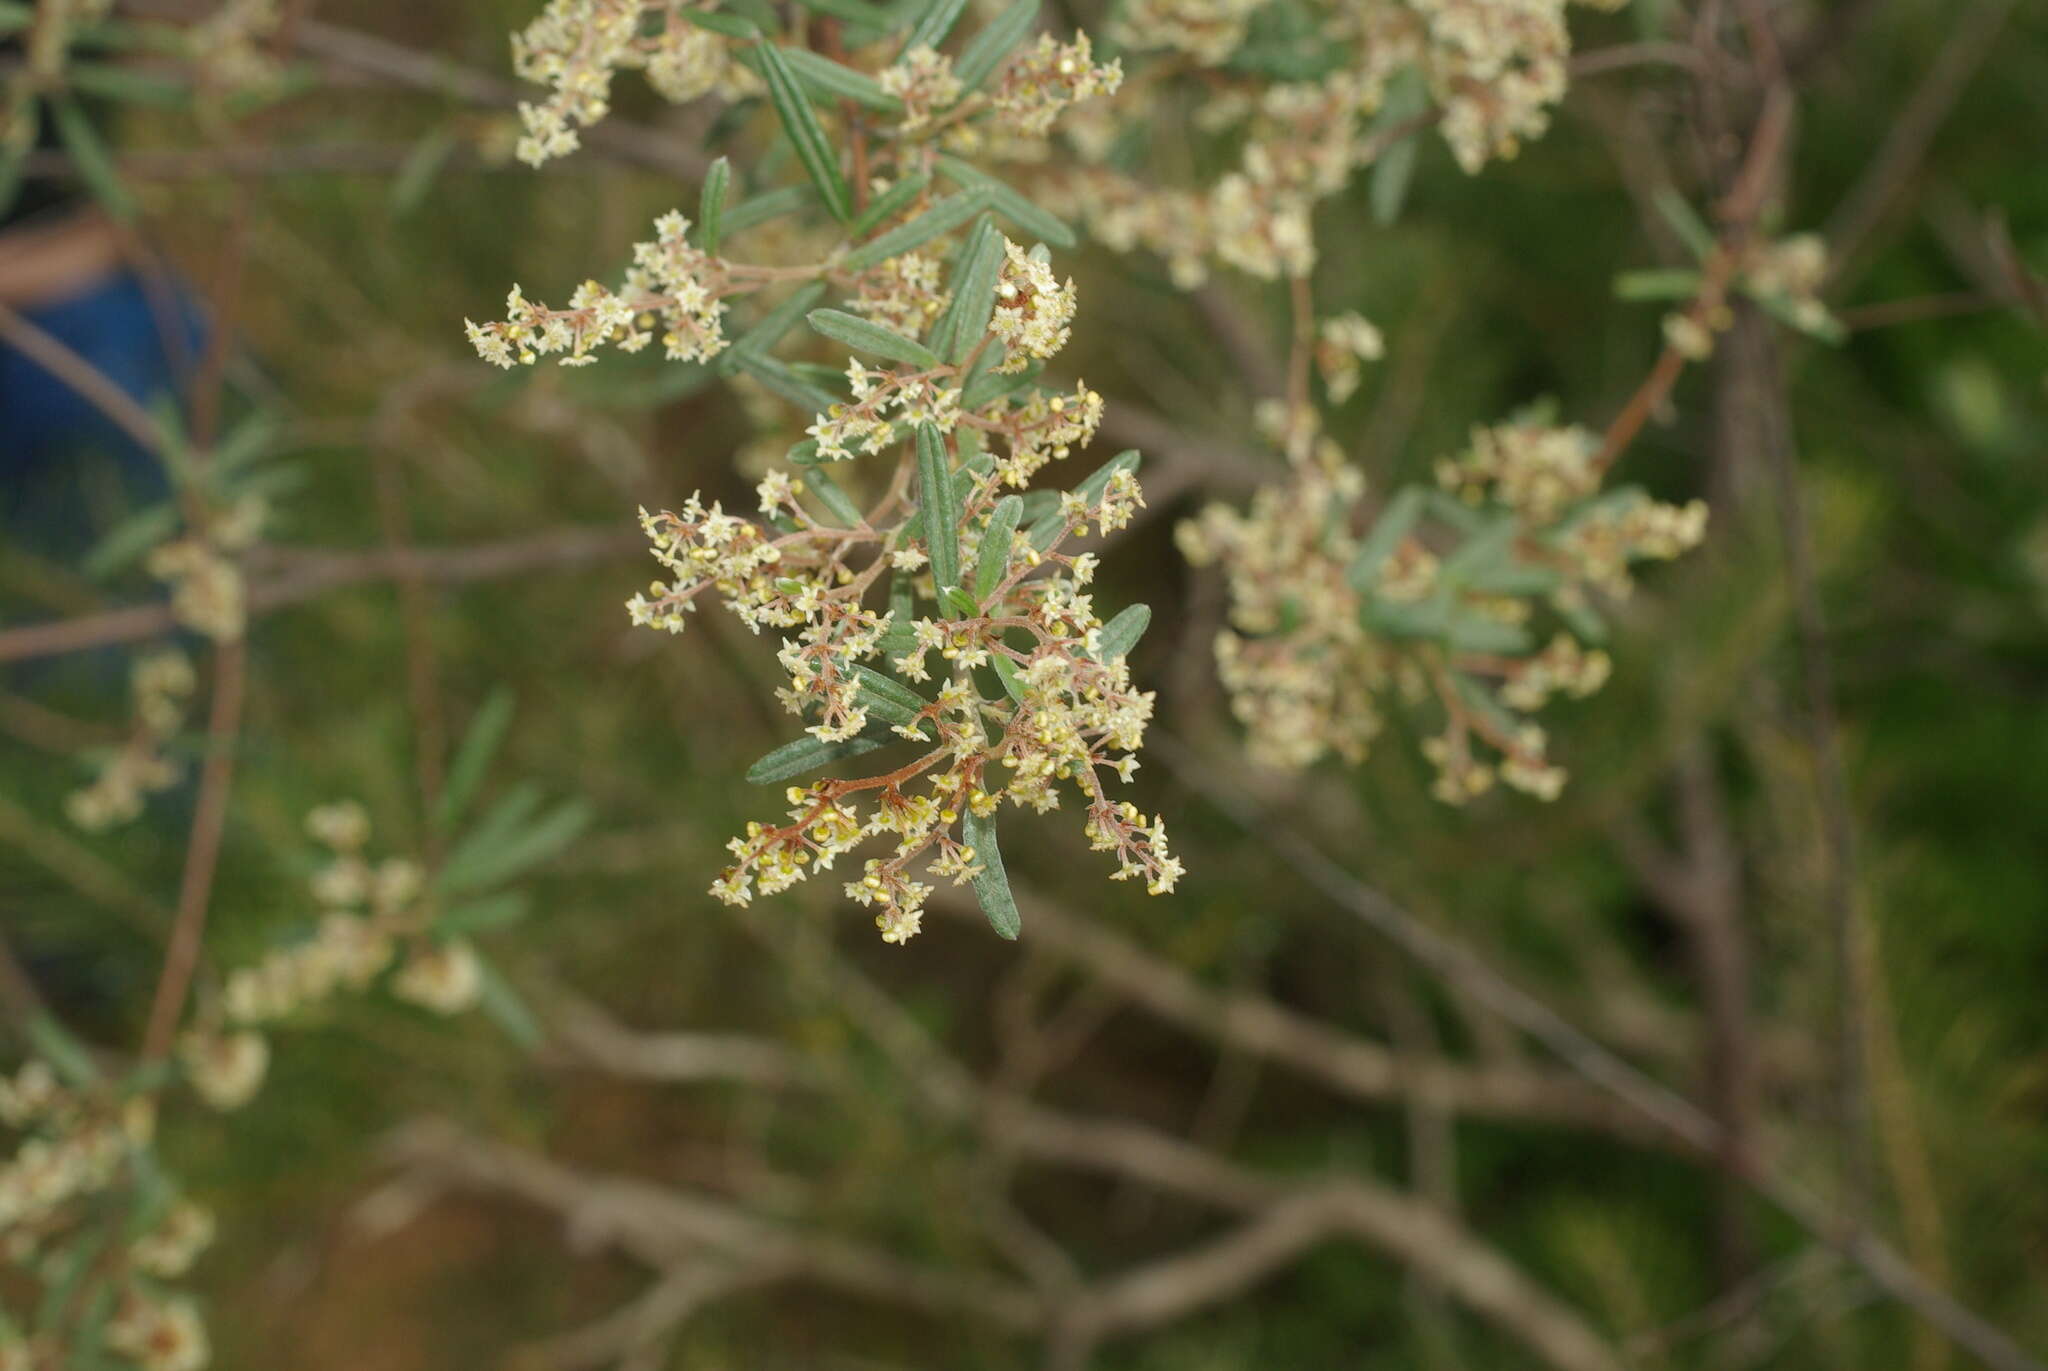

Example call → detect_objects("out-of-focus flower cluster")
1181 415 1705 803
509 0 751 166
179 801 485 1112
1035 0 1623 284
467 211 728 369
66 649 195 832
146 492 265 643
1 1053 216 1371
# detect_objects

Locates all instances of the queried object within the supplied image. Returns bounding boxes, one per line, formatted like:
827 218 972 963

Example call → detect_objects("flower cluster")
146 491 264 642
1 1055 215 1371
509 0 745 166
990 240 1079 371
467 210 728 368
1182 415 1706 803
1114 0 1267 66
180 800 485 1112
880 45 964 132
694 453 1180 944
989 33 1124 138
67 649 195 832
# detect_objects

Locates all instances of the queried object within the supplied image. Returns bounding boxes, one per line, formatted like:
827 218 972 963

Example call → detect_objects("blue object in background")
1 267 206 552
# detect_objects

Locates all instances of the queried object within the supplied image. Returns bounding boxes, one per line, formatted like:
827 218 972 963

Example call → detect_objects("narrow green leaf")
51 95 136 223
960 357 1039 410
941 584 981 618
1346 486 1426 590
935 155 1074 247
1027 449 1141 549
434 687 516 831
1445 612 1534 655
850 663 933 719
438 797 592 894
771 45 902 111
83 502 176 579
1370 67 1427 226
758 42 852 222
806 466 867 527
848 168 932 238
1468 560 1564 596
1614 267 1702 302
678 8 760 38
960 807 1020 939
747 730 893 784
990 652 1028 704
1654 185 1716 260
929 213 1003 363
435 890 532 935
728 279 829 360
974 495 1024 600
1092 603 1151 663
917 423 960 588
731 349 841 412
27 1014 100 1086
698 155 731 255
901 0 972 54
1440 514 1520 584
721 183 817 234
67 60 189 106
796 0 896 27
841 187 991 270
1552 592 1609 644
387 129 459 218
807 308 940 369
1363 592 1452 641
472 952 545 1050
955 0 1040 91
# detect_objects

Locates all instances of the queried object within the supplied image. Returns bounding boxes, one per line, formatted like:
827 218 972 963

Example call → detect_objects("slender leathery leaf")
698 155 731 254
1026 449 1140 549
434 687 516 831
935 156 1074 247
930 212 1003 363
974 495 1024 601
438 796 591 894
901 0 972 55
678 8 759 38
51 95 135 222
1654 186 1716 260
739 44 901 110
806 467 867 527
435 890 533 935
747 730 894 784
472 952 544 1050
1613 267 1701 302
955 0 1039 91
728 280 829 359
960 807 1020 939
758 43 852 221
1370 67 1426 225
721 183 816 234
850 663 933 719
917 423 960 588
796 0 896 27
841 187 991 270
1346 485 1425 590
1092 603 1151 663
848 168 931 238
83 502 177 579
806 308 940 369
731 349 840 412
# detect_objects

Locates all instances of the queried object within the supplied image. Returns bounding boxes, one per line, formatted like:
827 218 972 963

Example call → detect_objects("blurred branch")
1823 0 2020 283
0 528 640 665
1156 737 2048 1371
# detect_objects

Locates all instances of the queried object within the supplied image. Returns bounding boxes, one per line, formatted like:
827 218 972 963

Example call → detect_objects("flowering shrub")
473 0 1181 943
